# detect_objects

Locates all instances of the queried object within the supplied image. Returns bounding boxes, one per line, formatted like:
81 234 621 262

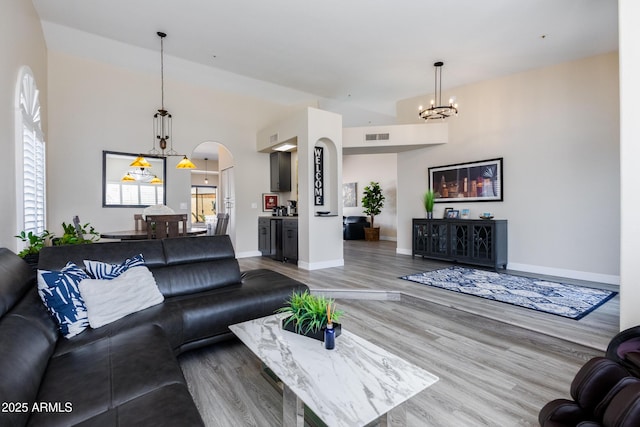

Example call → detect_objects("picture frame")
428 158 503 203
447 209 460 219
262 193 278 212
443 207 453 219
343 182 357 207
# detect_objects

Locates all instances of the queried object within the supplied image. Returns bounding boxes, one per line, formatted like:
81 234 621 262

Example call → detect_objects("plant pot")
282 318 342 342
364 227 380 241
426 212 433 219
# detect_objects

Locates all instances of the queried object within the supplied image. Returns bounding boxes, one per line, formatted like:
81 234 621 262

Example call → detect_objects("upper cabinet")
270 151 291 192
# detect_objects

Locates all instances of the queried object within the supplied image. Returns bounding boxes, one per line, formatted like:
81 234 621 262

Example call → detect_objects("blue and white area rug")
400 266 617 320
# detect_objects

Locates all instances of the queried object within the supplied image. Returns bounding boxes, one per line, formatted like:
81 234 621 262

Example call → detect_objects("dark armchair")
343 216 370 240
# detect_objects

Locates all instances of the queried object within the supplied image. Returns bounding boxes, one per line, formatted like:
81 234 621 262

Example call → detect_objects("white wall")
342 153 397 241
396 52 620 284
45 50 298 254
619 0 640 329
0 0 47 250
258 107 344 269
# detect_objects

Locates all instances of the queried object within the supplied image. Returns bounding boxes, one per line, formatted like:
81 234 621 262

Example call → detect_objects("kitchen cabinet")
282 219 298 263
258 217 297 264
270 152 291 192
258 217 272 255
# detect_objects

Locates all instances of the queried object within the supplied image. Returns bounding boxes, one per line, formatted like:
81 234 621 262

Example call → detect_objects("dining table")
100 228 208 240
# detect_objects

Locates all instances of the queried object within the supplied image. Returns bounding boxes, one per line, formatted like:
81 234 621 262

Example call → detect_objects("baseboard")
298 259 344 270
379 236 397 242
396 247 412 256
236 250 262 259
507 262 620 286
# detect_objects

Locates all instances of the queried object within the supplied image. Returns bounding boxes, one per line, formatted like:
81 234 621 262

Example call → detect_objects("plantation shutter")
20 70 46 234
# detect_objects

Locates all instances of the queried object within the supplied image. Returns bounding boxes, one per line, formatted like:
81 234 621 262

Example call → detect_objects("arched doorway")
190 141 235 241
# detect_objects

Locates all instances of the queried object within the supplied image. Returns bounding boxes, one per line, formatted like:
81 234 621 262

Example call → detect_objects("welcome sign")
314 146 324 206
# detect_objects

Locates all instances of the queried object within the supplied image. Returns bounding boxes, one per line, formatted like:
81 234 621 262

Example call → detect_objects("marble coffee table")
229 314 438 427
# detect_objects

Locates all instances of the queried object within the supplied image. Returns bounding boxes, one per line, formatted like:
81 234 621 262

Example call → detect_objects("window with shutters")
18 69 46 234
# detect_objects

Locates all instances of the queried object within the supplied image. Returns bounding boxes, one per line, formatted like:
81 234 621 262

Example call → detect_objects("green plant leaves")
277 290 343 334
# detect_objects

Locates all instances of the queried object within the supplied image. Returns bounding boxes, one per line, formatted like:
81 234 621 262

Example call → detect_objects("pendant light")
135 32 195 169
418 61 459 121
204 158 209 184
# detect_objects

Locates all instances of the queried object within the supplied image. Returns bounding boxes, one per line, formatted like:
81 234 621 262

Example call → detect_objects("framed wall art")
343 182 357 207
428 158 503 203
262 193 279 211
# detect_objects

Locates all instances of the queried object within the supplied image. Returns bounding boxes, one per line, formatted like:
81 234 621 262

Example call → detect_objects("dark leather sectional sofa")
0 235 308 427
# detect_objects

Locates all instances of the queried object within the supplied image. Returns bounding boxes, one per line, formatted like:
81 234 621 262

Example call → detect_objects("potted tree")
424 189 435 219
361 181 385 241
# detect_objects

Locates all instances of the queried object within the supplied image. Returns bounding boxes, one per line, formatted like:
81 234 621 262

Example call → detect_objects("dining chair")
145 214 188 239
72 215 85 240
214 213 229 235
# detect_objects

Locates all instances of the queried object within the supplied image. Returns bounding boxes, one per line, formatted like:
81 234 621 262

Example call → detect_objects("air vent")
269 133 279 144
365 133 390 141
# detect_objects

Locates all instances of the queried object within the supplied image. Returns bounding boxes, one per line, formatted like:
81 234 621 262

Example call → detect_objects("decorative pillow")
37 262 91 338
78 266 164 328
83 254 145 279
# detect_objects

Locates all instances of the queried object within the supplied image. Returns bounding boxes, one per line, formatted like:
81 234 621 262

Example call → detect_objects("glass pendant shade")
176 155 196 169
130 156 152 168
121 173 136 182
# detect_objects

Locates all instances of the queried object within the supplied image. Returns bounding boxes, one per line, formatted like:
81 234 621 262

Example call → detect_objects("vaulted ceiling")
32 0 618 127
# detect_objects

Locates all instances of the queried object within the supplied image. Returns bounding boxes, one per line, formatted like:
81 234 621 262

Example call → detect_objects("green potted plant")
277 290 343 341
14 229 52 270
54 222 100 246
424 189 435 219
361 181 385 241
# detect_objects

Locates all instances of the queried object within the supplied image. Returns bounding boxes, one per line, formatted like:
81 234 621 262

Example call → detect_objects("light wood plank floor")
179 240 620 427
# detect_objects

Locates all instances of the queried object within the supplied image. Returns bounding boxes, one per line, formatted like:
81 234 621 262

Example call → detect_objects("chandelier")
418 61 458 121
133 32 195 170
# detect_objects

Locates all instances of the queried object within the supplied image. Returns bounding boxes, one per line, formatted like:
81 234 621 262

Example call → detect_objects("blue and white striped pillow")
83 254 145 280
37 262 91 338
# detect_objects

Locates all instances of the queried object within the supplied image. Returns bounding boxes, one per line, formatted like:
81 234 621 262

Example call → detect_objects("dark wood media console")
412 218 507 270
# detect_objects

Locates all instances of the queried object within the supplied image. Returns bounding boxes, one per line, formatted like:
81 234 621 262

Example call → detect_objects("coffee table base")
283 383 305 427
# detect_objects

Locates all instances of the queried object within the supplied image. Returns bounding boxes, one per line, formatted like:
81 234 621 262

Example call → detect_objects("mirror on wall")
102 151 167 208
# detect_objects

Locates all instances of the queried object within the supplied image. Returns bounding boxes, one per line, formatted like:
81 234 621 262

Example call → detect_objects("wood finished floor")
179 240 620 427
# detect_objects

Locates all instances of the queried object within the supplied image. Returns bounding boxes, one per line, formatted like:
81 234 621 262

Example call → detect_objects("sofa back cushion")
38 240 166 272
155 235 242 296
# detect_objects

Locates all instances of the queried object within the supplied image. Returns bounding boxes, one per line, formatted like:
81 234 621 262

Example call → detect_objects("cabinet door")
282 220 298 261
449 222 470 259
413 220 428 255
258 218 271 255
270 152 291 192
472 223 495 263
426 221 448 257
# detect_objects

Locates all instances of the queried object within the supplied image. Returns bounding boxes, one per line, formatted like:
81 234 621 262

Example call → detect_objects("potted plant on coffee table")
361 181 385 241
277 290 343 341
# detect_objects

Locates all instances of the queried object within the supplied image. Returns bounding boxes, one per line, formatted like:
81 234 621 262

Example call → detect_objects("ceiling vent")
365 133 390 141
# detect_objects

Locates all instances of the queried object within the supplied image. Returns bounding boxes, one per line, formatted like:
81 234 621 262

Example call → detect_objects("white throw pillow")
78 266 164 328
